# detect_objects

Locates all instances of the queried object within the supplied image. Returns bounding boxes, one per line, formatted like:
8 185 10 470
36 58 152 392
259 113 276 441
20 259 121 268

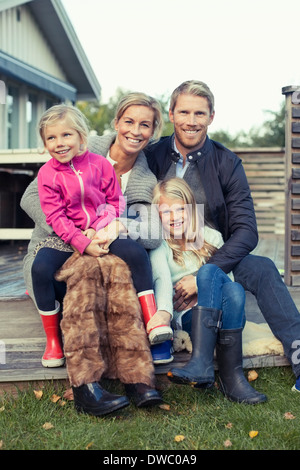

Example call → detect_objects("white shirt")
107 153 132 193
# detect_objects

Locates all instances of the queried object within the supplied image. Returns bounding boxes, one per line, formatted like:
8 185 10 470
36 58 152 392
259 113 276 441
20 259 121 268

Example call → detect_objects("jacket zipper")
69 160 90 230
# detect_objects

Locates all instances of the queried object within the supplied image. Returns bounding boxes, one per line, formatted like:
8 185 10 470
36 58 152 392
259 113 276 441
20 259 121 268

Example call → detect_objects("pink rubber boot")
39 301 65 368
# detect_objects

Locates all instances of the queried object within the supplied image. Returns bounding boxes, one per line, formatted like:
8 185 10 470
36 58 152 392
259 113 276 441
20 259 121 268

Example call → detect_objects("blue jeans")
233 254 300 377
182 264 246 335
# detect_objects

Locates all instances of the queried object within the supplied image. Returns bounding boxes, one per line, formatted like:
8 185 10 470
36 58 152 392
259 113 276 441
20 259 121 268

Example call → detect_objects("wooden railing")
282 86 300 286
235 148 285 236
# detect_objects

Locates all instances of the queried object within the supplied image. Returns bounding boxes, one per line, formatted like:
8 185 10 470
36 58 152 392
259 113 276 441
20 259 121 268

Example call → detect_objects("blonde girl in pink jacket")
34 104 127 369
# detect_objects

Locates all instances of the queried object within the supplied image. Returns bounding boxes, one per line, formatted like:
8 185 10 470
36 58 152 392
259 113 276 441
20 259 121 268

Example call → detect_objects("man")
145 80 300 392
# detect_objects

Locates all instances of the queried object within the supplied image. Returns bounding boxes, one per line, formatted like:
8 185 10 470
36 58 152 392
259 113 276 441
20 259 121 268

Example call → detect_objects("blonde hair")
39 103 90 149
170 80 215 115
114 92 164 141
153 178 217 267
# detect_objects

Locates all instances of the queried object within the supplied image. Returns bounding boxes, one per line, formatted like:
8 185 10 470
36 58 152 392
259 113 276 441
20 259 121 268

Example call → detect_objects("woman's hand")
94 220 127 249
146 310 171 334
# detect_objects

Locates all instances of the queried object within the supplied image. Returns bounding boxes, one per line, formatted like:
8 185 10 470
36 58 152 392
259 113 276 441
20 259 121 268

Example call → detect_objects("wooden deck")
0 236 295 394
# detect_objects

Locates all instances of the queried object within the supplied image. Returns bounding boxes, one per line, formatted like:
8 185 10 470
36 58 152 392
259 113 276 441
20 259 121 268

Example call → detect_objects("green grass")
1 366 300 451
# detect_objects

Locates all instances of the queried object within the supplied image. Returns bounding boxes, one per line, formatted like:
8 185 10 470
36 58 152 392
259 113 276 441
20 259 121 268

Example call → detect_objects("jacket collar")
169 135 212 163
51 150 89 170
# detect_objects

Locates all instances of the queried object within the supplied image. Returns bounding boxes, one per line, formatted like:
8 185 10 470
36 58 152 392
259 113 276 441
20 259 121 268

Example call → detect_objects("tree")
247 101 285 147
77 87 131 136
210 101 285 148
77 88 173 137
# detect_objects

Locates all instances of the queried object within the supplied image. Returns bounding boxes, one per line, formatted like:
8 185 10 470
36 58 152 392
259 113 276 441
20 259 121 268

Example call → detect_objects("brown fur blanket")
55 252 155 388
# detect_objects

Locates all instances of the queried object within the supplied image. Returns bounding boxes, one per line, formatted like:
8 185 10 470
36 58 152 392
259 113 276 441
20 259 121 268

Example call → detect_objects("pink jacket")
37 150 125 254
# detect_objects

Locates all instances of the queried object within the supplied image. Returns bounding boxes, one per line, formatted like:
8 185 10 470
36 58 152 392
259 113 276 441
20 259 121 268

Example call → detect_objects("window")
27 93 38 148
7 86 19 149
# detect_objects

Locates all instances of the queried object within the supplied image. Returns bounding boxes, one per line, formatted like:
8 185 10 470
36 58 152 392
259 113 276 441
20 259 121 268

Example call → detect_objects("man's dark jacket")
144 135 258 274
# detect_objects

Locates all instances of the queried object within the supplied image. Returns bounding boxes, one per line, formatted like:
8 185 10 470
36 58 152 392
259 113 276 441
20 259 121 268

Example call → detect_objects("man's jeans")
182 264 245 334
233 254 300 378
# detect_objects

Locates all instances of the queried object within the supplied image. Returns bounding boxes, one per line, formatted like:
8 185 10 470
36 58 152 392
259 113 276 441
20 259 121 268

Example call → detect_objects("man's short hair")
170 80 215 115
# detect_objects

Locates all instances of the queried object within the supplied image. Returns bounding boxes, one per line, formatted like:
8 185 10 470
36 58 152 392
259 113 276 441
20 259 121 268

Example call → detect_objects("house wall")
0 4 66 81
0 4 72 150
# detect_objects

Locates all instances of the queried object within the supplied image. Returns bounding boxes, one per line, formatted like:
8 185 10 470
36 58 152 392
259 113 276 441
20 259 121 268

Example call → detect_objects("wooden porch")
0 235 295 395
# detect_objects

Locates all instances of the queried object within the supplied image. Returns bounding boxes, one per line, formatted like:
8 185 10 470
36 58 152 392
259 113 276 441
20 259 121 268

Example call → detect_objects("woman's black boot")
124 383 163 407
167 306 222 388
72 382 129 416
216 328 267 404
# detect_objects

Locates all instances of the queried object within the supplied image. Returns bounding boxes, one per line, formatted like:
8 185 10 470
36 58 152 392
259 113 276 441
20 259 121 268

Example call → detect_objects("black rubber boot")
167 306 222 388
124 383 163 407
216 328 267 404
72 382 130 416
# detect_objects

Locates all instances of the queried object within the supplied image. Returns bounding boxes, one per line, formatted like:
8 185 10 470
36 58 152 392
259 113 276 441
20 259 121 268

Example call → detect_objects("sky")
62 0 300 135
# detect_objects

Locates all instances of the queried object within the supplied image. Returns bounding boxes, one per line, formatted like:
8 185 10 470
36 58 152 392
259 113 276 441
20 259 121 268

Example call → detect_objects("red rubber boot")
138 290 173 345
39 302 65 368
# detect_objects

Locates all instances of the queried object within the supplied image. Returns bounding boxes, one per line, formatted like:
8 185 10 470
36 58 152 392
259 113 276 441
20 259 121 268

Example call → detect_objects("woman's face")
114 105 154 156
158 194 188 240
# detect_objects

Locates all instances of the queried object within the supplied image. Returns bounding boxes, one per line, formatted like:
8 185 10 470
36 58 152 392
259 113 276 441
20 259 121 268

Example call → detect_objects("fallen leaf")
284 412 296 420
59 400 67 407
50 394 61 403
159 404 171 411
174 435 185 442
85 442 94 450
224 439 232 447
248 370 258 382
42 422 54 430
0 406 5 412
0 440 3 449
225 422 233 429
249 430 259 439
33 390 43 400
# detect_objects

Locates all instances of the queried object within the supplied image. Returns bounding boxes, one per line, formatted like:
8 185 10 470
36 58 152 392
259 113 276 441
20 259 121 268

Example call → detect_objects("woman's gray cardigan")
21 132 162 302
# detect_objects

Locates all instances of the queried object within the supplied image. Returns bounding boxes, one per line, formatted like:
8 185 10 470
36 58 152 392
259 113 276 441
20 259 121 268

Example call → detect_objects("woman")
149 178 267 404
21 93 167 416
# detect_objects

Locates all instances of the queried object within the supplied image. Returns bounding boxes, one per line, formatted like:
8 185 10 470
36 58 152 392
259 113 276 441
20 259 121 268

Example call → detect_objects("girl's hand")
174 275 197 299
83 228 96 240
146 310 171 334
84 238 109 257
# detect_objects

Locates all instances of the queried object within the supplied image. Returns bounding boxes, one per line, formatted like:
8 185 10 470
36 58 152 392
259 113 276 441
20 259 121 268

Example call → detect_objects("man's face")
169 94 214 156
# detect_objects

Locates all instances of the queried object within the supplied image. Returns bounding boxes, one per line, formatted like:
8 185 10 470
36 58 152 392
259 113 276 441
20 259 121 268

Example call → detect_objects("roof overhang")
0 50 77 101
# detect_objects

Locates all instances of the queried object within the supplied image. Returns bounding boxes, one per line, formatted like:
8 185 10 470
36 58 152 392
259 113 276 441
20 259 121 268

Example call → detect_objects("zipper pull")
70 161 82 175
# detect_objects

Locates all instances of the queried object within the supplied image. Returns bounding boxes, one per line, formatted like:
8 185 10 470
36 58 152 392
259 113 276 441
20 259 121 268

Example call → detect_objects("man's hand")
173 292 198 312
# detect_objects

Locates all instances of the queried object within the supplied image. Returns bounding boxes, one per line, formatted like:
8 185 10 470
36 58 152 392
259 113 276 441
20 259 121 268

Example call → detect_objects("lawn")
1 366 300 451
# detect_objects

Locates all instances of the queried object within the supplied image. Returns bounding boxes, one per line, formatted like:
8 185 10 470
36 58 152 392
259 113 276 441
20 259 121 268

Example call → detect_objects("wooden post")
282 86 300 286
